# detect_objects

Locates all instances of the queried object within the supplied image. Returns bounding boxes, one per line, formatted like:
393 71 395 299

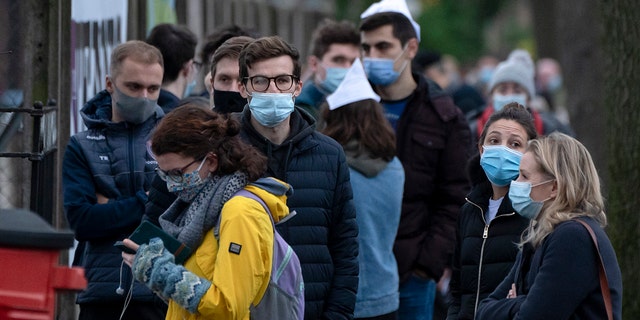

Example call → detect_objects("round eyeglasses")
244 74 298 92
156 157 206 183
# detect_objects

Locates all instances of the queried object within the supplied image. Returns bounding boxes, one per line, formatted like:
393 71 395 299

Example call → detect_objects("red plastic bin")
0 209 86 319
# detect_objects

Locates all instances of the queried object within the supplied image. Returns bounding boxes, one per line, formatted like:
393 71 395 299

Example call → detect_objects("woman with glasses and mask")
476 132 622 320
448 103 537 320
121 103 298 319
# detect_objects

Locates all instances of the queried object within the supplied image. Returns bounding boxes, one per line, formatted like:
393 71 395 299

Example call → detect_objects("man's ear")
293 79 303 98
182 60 194 78
405 38 419 60
307 55 319 73
105 75 114 94
238 81 249 99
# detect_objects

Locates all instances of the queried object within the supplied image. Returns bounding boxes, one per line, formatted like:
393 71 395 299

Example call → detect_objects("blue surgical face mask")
480 145 523 186
479 66 494 84
509 180 554 220
363 47 408 85
248 92 295 127
492 93 527 112
112 85 157 124
546 75 563 93
183 79 197 98
319 66 349 93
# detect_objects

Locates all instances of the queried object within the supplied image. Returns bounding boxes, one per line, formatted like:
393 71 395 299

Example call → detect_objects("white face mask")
492 93 527 111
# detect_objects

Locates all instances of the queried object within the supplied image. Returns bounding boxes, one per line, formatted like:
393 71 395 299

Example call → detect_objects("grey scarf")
159 171 248 249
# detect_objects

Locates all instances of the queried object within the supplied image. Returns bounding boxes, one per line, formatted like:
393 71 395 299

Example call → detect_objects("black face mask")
213 89 247 114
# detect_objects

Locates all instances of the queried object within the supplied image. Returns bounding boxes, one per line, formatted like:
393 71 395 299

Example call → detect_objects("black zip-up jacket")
447 162 529 319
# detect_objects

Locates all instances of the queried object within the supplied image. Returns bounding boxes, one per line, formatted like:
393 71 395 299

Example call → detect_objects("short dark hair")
200 24 252 71
239 36 301 82
359 12 417 46
309 19 360 59
146 23 197 83
210 36 254 77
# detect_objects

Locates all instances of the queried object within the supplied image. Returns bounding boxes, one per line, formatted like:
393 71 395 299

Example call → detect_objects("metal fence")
0 100 58 224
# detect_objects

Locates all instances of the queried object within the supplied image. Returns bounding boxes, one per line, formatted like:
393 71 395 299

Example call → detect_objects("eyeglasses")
193 60 203 70
156 157 205 183
244 75 298 92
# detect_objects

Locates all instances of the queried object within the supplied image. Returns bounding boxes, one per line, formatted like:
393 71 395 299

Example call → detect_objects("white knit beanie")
488 49 535 98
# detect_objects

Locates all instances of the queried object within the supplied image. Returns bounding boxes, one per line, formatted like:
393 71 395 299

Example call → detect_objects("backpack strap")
574 219 613 320
234 189 275 226
213 189 274 240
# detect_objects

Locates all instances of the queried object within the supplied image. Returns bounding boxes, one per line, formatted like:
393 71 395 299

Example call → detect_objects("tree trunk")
601 0 640 318
531 0 559 59
555 0 608 188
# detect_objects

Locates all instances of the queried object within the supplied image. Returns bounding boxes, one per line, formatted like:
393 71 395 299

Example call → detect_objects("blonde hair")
520 132 606 248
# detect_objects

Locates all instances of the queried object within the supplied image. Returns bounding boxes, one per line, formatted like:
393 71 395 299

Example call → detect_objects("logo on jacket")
229 242 242 255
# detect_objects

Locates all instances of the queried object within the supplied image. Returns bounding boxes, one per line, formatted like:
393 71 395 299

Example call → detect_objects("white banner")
70 0 127 135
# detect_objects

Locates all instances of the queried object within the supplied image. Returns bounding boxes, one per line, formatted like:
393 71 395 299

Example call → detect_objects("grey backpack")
215 189 304 319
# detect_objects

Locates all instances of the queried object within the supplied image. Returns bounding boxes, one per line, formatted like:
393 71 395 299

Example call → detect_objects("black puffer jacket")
447 159 529 320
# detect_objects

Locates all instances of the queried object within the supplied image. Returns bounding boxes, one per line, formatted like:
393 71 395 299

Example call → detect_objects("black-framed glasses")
193 60 203 70
244 75 298 92
155 157 205 183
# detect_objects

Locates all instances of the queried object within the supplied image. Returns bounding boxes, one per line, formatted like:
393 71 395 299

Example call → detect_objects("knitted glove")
133 237 211 313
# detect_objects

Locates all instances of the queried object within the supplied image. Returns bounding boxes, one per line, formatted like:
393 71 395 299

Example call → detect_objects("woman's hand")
507 283 517 299
121 238 140 267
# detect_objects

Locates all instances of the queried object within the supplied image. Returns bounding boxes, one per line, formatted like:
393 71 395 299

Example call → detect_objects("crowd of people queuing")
61 0 622 319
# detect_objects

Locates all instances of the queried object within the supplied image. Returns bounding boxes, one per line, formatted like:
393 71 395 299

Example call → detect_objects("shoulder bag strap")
574 219 613 320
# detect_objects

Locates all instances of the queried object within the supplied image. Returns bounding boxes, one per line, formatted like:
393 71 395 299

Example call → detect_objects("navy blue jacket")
239 107 359 320
157 88 181 114
63 90 163 304
476 217 622 320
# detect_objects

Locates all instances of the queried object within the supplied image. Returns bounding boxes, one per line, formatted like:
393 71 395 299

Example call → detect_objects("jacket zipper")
466 198 516 319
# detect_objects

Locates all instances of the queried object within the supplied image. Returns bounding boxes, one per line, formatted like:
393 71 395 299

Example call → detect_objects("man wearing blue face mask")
146 23 199 114
470 49 574 143
360 3 473 319
62 40 166 319
297 19 360 120
236 36 359 319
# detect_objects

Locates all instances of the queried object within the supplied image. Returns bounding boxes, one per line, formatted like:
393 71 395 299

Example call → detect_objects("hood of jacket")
237 107 318 179
80 90 164 129
245 177 295 224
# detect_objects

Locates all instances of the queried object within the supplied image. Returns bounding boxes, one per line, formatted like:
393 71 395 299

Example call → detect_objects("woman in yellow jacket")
122 103 295 319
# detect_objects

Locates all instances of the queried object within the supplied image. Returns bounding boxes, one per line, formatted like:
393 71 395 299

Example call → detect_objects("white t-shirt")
486 196 504 223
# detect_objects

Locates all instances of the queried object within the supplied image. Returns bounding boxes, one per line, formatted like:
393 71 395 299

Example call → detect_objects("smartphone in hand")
114 240 136 254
